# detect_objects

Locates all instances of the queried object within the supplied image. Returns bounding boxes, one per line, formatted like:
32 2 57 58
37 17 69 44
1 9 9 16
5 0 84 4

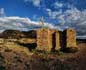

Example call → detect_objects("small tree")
40 16 45 28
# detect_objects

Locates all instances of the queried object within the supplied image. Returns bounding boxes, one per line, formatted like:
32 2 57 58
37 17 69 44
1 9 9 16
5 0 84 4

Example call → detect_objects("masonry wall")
37 28 61 51
48 29 55 51
37 28 50 51
64 28 77 48
48 29 59 51
55 30 60 50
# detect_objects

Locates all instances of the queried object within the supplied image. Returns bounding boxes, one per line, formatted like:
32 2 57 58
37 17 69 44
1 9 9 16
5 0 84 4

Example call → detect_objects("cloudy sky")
0 0 86 38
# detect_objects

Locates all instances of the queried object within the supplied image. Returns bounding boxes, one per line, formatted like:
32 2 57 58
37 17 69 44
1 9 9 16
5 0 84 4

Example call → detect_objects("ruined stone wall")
0 28 76 51
37 28 61 51
55 30 60 50
37 28 50 51
48 29 56 51
65 28 77 48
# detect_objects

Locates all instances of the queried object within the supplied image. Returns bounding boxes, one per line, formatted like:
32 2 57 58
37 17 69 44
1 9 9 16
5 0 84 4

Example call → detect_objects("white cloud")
46 3 86 37
24 0 41 7
58 8 86 36
0 8 59 31
57 15 65 25
54 1 63 8
23 0 86 37
0 8 5 17
64 7 81 22
32 0 41 7
46 8 62 19
0 16 59 32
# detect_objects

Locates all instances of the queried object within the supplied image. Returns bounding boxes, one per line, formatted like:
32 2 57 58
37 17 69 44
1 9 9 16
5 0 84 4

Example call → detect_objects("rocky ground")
0 41 86 70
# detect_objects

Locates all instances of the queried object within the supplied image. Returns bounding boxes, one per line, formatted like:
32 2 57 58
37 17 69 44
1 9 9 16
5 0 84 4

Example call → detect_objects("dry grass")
0 41 86 70
18 38 36 44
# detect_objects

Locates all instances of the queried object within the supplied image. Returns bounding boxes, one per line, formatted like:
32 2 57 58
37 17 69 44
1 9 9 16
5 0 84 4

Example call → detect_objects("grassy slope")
0 42 86 70
0 42 32 70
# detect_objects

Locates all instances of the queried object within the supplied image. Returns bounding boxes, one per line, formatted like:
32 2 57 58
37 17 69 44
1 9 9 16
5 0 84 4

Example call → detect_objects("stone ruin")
64 28 77 48
37 28 60 51
0 28 77 52
36 28 77 52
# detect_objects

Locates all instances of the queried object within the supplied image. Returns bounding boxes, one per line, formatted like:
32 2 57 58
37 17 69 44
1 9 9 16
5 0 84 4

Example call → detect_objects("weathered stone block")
48 29 56 51
64 28 77 48
37 28 50 51
55 30 60 50
36 28 77 52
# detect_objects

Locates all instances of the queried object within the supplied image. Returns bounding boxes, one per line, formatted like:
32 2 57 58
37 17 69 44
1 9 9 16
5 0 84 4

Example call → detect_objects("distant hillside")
1 30 24 39
77 39 86 43
0 29 37 39
22 30 37 38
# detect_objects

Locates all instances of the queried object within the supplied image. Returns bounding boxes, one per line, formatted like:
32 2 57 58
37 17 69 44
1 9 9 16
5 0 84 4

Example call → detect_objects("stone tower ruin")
36 28 77 52
37 28 60 52
63 28 77 48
